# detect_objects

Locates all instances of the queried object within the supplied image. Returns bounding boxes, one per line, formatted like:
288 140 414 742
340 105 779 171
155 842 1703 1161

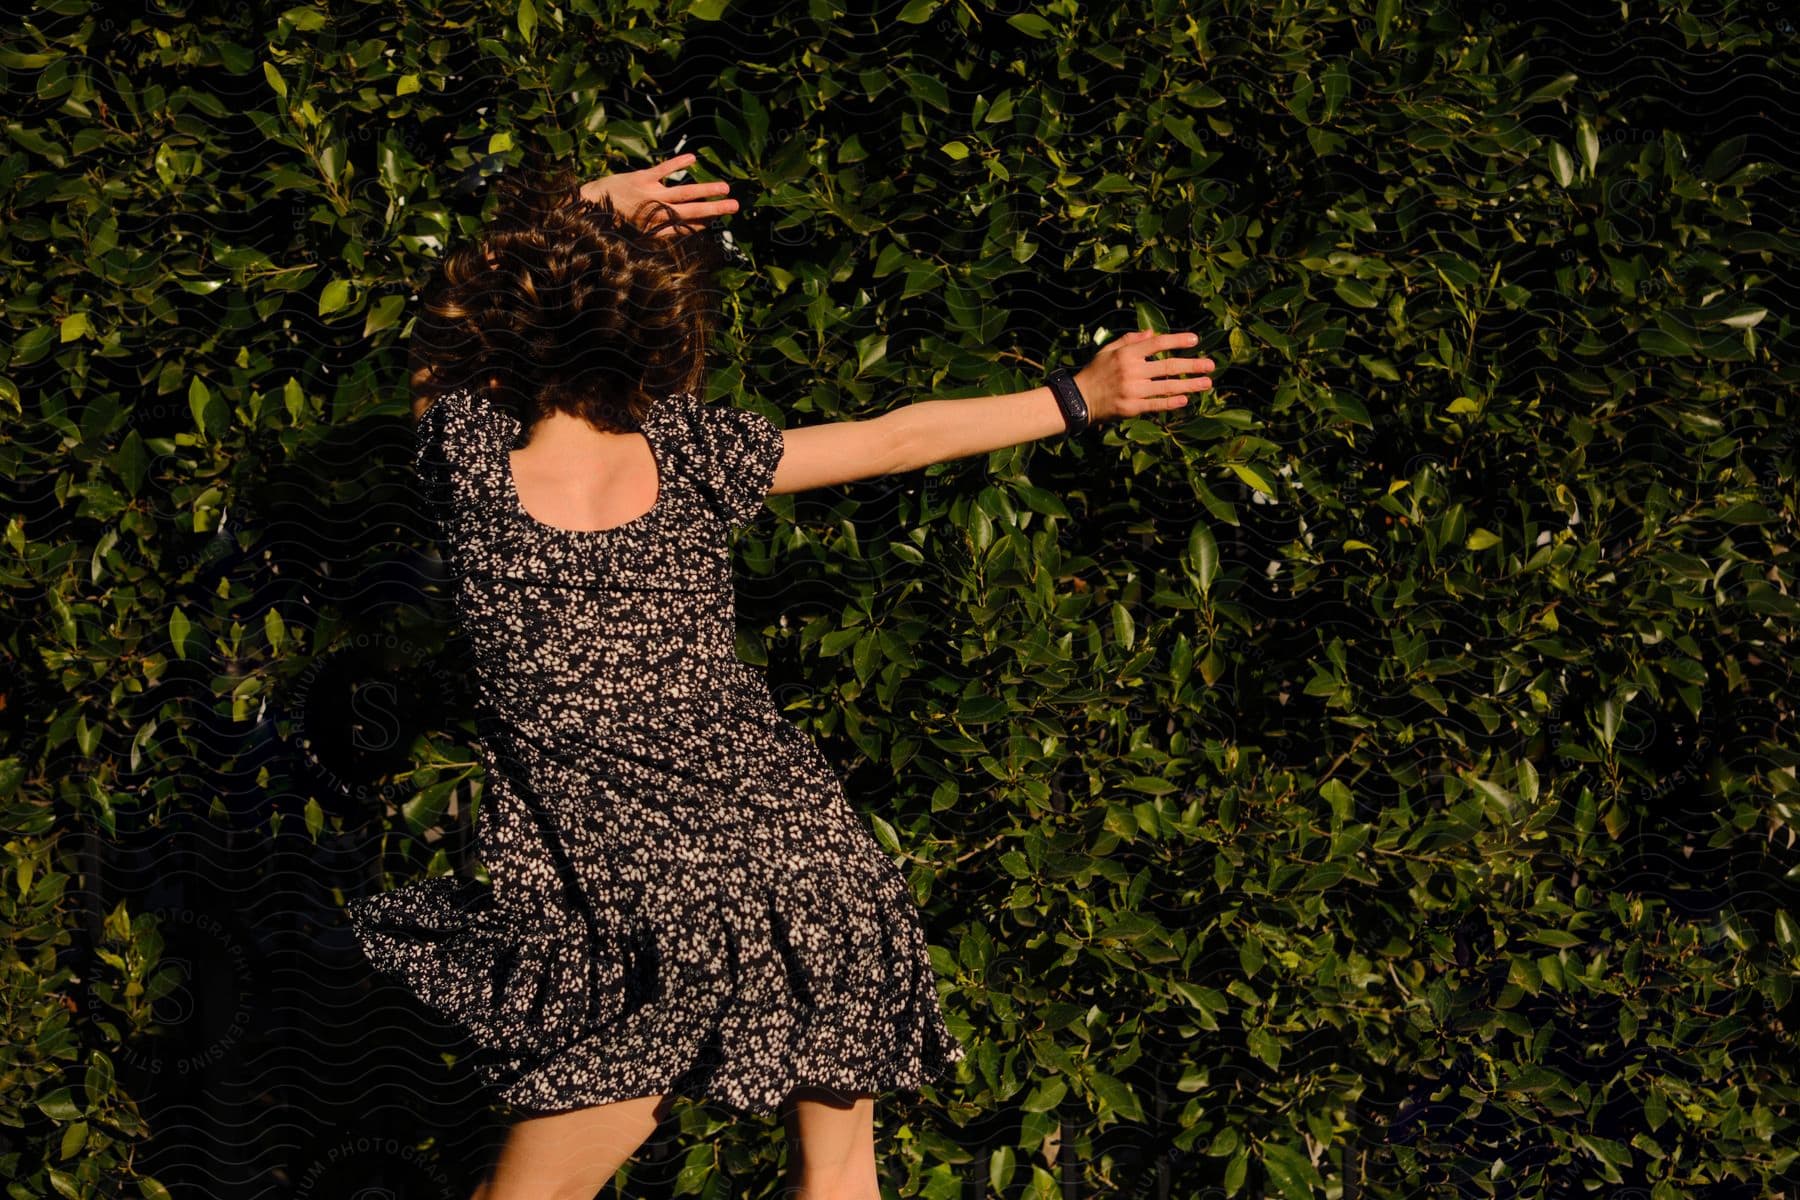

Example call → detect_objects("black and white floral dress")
346 386 966 1118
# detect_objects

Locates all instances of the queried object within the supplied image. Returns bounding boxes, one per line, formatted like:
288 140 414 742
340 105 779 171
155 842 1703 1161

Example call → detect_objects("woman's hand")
1074 329 1214 423
578 152 739 237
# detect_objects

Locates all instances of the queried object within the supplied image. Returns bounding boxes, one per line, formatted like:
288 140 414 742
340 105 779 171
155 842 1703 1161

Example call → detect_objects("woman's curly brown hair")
407 158 726 435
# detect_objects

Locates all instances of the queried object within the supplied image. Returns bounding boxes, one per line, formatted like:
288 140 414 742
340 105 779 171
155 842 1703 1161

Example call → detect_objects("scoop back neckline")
496 389 680 538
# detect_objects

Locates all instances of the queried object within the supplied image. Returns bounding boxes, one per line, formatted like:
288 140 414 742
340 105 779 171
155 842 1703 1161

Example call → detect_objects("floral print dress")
345 386 966 1118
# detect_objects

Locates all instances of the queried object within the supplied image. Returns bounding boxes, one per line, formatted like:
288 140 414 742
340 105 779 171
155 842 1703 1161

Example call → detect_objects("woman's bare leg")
480 1093 673 1200
843 1096 880 1200
779 1085 878 1200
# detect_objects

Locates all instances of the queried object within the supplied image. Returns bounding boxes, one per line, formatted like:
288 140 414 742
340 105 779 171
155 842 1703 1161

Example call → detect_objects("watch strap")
1046 367 1091 436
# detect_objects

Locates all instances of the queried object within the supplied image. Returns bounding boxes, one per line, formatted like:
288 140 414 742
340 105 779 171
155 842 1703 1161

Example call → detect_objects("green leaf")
989 1145 1016 1193
1523 72 1579 105
867 812 900 854
59 311 90 342
165 608 192 662
1576 114 1599 174
517 0 536 43
1132 298 1167 334
1008 12 1054 38
1227 462 1275 497
1206 1127 1242 1157
1260 1140 1324 1198
1716 308 1766 329
281 6 328 31
36 1087 82 1121
362 293 406 337
1547 141 1574 188
10 324 57 366
1111 602 1135 650
1089 1071 1145 1122
820 627 861 656
317 278 351 316
1465 528 1501 550
1224 1148 1249 1192
262 61 287 99
1020 1076 1067 1112
1319 778 1353 823
1188 521 1219 597
1517 758 1539 804
1334 277 1378 308
1176 81 1226 108
1637 328 1691 357
1161 112 1207 154
897 0 939 22
1600 695 1621 750
856 333 888 374
1374 0 1399 47
188 376 217 437
957 695 1009 723
1359 354 1401 381
1525 928 1585 948
689 0 733 20
1247 1024 1283 1068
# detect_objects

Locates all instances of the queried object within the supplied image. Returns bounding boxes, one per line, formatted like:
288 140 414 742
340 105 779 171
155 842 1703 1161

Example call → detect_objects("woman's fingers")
640 168 739 231
669 193 738 218
648 155 736 203
1103 329 1156 356
1104 329 1200 366
676 198 740 219
645 200 741 236
649 207 739 237
1134 331 1202 359
1141 354 1216 377
1077 329 1216 421
651 151 699 178
657 179 733 203
1139 373 1214 397
1127 335 1214 408
1120 378 1211 416
1136 349 1214 399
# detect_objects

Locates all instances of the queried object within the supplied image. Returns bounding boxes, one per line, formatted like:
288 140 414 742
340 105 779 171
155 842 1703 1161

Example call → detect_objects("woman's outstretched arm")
767 329 1214 495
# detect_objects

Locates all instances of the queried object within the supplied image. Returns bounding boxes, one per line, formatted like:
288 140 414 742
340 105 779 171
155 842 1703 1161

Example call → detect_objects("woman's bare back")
507 412 663 534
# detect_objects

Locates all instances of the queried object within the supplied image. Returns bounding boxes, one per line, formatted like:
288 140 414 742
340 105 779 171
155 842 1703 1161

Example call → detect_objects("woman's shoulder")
414 387 523 459
653 387 779 430
651 390 781 458
649 389 784 529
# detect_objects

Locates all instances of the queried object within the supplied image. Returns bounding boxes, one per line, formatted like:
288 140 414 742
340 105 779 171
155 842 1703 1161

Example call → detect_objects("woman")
346 150 1213 1200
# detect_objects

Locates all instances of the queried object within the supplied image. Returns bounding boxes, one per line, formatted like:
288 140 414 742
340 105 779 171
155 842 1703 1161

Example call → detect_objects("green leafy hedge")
3 0 1797 1196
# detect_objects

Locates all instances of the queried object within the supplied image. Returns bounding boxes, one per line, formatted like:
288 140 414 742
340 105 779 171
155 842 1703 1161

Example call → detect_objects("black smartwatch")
1046 367 1091 436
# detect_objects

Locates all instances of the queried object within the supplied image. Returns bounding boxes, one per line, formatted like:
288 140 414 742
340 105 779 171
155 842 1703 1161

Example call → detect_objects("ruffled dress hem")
347 866 967 1120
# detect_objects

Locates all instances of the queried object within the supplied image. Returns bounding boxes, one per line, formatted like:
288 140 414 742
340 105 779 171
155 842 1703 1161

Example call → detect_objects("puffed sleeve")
414 388 520 472
681 395 786 530
411 388 522 539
